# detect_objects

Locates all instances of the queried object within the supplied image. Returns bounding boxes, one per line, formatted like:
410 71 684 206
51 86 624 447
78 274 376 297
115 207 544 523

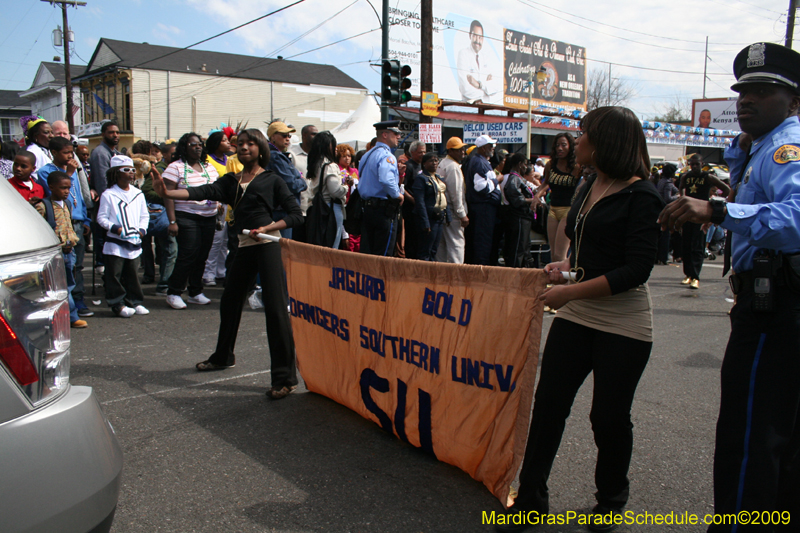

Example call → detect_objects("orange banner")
280 240 546 504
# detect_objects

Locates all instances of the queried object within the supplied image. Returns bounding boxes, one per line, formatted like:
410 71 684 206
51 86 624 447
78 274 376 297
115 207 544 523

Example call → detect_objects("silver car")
0 177 123 532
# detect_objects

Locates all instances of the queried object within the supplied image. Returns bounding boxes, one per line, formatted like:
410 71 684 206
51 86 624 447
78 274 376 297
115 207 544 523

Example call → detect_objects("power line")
2 10 55 91
128 0 306 70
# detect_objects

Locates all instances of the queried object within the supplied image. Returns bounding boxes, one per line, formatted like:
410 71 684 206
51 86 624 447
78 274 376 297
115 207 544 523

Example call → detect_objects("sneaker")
95 265 105 276
681 276 692 285
587 505 623 532
166 294 187 309
70 319 89 329
155 287 169 296
134 305 150 315
202 278 216 286
76 302 94 317
187 293 211 305
690 279 700 290
114 306 135 318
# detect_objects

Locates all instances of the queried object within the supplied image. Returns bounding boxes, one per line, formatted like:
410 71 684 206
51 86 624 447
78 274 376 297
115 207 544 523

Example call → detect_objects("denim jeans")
63 250 78 323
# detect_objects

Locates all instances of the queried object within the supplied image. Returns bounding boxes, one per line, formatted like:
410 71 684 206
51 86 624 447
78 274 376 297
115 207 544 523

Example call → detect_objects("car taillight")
0 247 71 406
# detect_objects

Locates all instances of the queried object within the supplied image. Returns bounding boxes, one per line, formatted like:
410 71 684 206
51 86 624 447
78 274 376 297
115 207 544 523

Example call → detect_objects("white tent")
330 95 381 151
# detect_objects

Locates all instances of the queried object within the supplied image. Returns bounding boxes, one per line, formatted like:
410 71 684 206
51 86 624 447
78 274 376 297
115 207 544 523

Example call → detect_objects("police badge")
747 43 766 68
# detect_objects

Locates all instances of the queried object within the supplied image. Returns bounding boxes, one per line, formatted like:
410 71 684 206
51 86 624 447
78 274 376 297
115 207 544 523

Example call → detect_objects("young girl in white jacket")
97 155 150 317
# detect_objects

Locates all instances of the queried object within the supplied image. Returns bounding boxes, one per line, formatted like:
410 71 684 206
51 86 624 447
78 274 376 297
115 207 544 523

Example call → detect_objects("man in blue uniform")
464 134 501 265
357 121 404 256
659 42 800 531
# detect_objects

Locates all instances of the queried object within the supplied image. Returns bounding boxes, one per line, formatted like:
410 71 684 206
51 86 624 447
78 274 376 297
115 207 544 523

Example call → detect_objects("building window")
0 118 11 141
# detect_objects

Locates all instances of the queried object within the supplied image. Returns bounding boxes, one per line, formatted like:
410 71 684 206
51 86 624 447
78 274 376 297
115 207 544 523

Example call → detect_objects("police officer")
659 42 800 531
357 121 404 256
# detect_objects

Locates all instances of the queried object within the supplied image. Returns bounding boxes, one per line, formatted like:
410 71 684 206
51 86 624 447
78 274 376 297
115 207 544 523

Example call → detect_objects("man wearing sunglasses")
266 121 307 239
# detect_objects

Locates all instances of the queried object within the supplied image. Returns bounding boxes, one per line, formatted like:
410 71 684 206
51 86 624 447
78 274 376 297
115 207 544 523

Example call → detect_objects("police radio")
752 251 781 313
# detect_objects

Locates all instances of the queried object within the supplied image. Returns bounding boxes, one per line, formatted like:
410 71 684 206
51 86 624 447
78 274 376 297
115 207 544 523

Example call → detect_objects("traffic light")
399 64 412 104
382 59 400 105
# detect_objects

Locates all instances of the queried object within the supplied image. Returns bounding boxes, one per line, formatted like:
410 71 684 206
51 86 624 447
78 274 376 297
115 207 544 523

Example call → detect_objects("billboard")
692 98 740 131
388 3 587 112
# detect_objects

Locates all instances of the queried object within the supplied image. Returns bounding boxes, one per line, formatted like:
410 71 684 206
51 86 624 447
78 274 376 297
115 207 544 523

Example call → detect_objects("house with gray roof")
0 90 31 142
74 38 367 146
18 62 87 130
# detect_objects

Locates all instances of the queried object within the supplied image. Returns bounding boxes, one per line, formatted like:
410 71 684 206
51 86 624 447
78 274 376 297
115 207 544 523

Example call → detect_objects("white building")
75 39 367 147
18 62 86 129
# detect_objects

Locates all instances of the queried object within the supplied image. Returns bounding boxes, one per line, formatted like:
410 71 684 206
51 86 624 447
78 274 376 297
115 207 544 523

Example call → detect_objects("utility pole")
419 0 433 124
526 70 533 160
787 0 798 48
42 0 86 135
381 0 390 121
703 36 708 99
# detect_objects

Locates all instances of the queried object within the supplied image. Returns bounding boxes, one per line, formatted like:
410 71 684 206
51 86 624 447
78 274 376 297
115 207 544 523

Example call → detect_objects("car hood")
0 178 60 257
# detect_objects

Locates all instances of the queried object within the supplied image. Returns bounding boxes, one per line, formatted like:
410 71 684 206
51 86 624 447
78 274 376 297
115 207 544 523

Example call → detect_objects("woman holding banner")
152 128 303 400
496 107 663 532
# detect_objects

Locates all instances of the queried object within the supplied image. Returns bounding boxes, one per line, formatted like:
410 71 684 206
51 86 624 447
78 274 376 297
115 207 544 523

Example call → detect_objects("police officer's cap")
373 120 402 134
731 42 800 94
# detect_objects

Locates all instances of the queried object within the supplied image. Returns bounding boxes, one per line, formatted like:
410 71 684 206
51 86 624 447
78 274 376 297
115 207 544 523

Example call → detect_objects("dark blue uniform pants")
709 282 800 532
360 203 399 256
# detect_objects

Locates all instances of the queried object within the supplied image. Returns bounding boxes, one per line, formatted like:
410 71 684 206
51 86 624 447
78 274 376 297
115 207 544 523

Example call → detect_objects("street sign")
419 123 442 144
421 91 441 117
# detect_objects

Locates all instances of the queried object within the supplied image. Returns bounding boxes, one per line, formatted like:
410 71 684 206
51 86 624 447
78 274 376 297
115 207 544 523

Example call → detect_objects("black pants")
466 202 499 265
360 203 399 256
657 229 671 264
402 204 419 259
709 282 800 532
168 212 216 297
103 254 144 308
142 234 156 280
207 243 297 389
504 215 533 268
682 222 705 279
514 318 652 513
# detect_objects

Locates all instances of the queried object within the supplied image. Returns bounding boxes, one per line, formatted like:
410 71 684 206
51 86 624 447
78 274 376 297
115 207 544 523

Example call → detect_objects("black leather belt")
363 198 397 207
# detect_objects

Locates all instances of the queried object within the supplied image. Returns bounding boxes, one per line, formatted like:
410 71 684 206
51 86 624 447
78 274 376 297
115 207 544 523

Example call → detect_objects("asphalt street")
70 259 733 533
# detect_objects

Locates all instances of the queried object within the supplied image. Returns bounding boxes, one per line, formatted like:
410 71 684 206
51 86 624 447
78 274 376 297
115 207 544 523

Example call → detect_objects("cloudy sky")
1 0 793 119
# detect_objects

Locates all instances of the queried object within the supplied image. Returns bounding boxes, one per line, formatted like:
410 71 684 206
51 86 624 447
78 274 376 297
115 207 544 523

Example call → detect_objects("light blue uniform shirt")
356 142 400 199
723 115 800 272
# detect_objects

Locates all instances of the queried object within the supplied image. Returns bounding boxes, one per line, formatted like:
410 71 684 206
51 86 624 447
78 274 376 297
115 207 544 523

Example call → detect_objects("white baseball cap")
474 134 497 148
109 154 134 168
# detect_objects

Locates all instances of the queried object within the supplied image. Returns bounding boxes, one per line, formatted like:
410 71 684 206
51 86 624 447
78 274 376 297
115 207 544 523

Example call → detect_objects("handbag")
147 203 169 237
306 178 338 247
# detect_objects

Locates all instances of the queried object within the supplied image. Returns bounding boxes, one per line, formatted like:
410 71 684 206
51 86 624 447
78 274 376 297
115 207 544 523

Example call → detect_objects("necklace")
230 166 262 225
182 161 211 187
571 178 618 282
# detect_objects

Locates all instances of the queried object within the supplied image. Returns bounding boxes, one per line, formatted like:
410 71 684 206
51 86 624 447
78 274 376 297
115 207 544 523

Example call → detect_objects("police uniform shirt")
722 115 800 272
682 170 713 200
357 142 400 200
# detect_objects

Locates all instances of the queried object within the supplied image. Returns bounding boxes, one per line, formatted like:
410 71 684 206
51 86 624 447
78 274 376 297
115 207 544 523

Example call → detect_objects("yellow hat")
466 145 476 155
446 137 465 150
267 121 296 138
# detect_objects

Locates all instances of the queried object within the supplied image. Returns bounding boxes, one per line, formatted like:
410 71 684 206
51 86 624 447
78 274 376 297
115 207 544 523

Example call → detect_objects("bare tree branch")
586 67 636 110
652 94 692 123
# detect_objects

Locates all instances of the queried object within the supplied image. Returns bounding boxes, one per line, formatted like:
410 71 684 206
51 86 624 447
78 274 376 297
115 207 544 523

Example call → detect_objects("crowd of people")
3 40 799 532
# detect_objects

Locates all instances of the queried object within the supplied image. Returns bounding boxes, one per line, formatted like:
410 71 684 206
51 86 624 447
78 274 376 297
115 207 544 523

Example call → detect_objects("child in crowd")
35 171 87 328
96 155 150 318
39 137 94 317
8 151 44 203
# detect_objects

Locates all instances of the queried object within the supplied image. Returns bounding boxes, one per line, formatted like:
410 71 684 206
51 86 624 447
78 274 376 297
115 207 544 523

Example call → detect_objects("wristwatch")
709 197 727 225
169 220 177 225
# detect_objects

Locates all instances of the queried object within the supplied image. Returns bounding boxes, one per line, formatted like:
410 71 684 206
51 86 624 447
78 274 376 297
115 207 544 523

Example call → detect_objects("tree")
652 94 692 123
586 67 636 111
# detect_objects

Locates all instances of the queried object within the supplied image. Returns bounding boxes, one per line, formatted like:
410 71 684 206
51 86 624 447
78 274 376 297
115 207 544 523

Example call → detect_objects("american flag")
71 104 80 117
